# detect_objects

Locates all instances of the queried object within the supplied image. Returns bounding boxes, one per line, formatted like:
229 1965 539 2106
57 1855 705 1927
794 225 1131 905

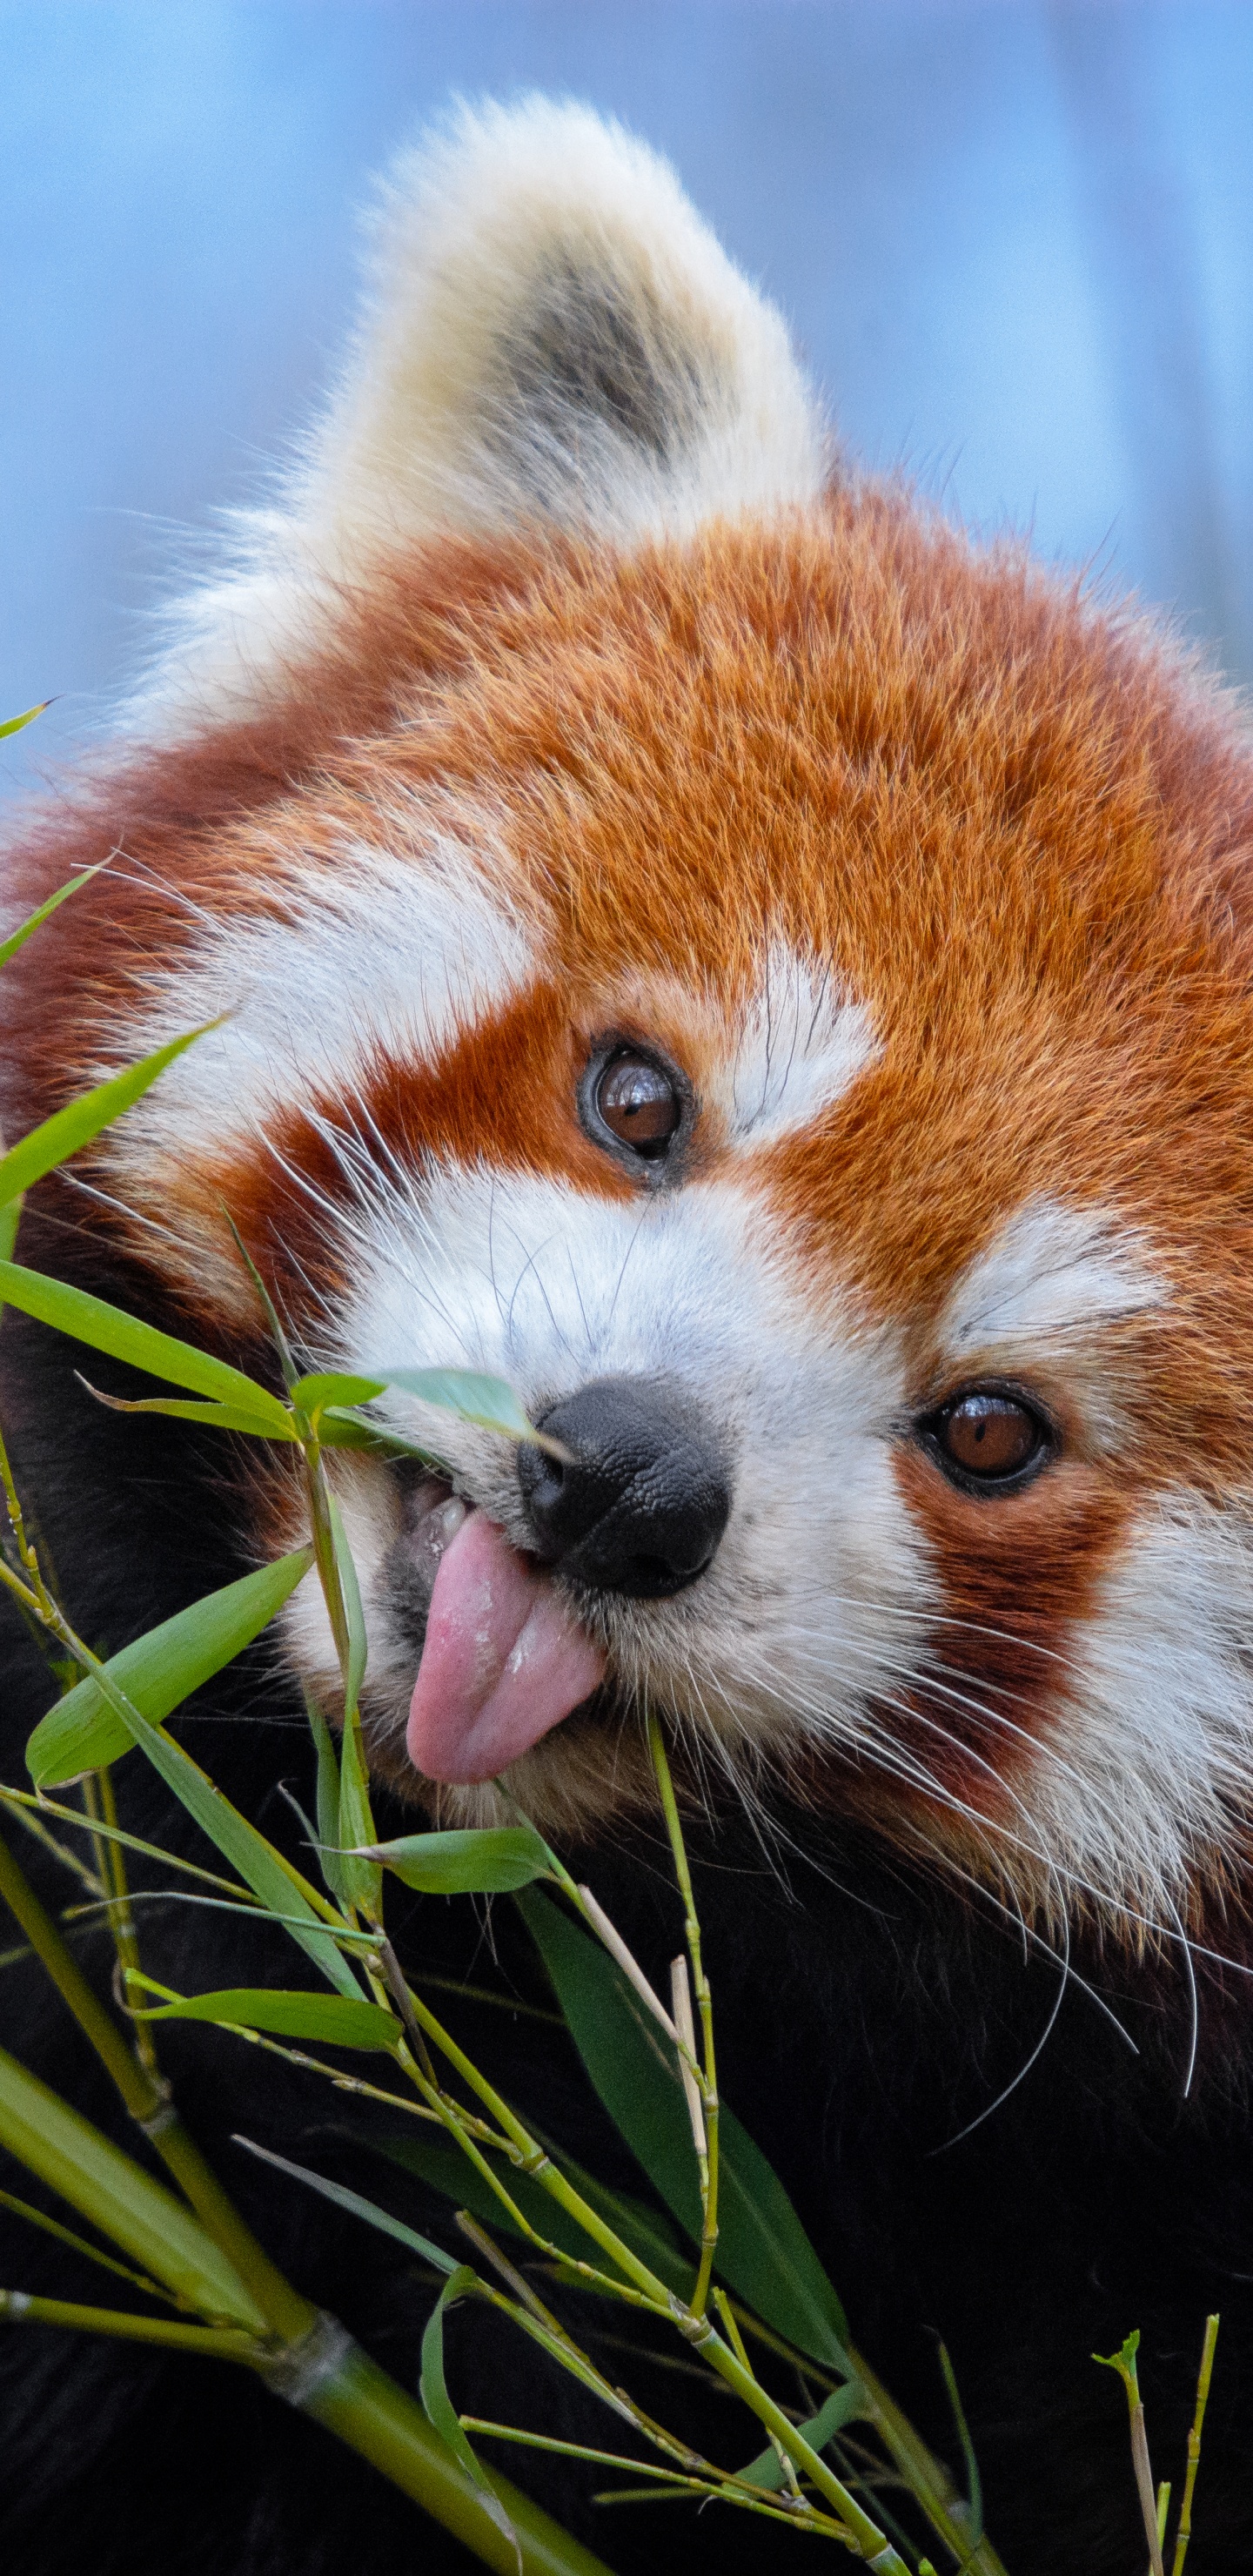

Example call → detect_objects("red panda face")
8 101 1253 1949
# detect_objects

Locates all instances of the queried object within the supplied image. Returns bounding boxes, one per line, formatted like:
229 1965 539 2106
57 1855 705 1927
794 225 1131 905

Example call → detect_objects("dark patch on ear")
491 256 723 480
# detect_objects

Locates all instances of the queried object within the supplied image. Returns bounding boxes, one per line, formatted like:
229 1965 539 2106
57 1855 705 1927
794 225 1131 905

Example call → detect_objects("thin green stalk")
0 2288 262 2358
84 1767 159 2076
0 2183 184 2305
1170 2313 1219 2576
848 2348 1011 2576
459 2423 845 2536
713 2291 804 2505
385 1976 674 2304
646 1712 718 2317
683 2313 907 2568
2 1790 104 1895
0 1782 263 1899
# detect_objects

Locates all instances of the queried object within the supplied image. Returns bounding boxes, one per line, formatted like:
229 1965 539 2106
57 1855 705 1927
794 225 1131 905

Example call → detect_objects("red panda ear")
130 97 830 735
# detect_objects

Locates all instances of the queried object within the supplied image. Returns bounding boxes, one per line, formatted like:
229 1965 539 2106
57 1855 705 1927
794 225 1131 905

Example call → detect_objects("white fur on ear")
132 96 830 732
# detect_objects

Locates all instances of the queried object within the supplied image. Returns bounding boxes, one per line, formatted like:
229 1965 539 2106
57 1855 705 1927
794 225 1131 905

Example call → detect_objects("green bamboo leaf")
0 2180 179 2305
937 2341 983 2546
372 2130 692 2294
422 2264 519 2566
518 1890 849 2366
305 1695 347 1907
738 2382 868 2490
0 2044 267 2329
328 1496 368 1720
0 867 96 970
328 1498 379 1918
314 1408 435 1459
0 1196 21 1265
131 1982 401 2053
291 1372 386 1413
78 1384 297 1440
309 1410 434 1461
28 1576 362 2002
356 1827 552 1895
0 700 50 741
0 1026 217 1206
26 1550 316 1787
0 1258 291 1424
367 1368 551 1450
337 1710 379 1922
234 2137 458 2271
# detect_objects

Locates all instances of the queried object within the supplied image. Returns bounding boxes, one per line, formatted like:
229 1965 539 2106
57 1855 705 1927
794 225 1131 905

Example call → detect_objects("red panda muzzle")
409 1376 730 1781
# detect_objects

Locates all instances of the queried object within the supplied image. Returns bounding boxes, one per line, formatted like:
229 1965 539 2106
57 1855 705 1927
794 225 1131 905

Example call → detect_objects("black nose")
517 1375 732 1600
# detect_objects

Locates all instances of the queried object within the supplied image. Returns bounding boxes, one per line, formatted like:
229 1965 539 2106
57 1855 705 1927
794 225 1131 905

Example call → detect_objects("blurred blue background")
3 2 1253 795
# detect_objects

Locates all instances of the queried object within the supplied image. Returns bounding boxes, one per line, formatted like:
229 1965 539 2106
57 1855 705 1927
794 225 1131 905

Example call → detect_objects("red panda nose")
517 1375 732 1600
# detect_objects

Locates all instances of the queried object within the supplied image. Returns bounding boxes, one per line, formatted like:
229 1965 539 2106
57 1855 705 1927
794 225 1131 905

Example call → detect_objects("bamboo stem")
1170 2314 1219 2576
0 1821 313 2343
300 2338 615 2576
0 2287 260 2358
683 2315 905 2566
647 1715 719 2318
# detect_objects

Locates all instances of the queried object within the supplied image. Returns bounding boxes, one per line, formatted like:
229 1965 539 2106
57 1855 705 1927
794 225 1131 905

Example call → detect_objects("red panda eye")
931 1392 1049 1487
590 1051 683 1160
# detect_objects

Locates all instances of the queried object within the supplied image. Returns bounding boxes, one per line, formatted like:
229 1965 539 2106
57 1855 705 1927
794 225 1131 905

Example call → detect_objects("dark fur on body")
1 1239 1249 2576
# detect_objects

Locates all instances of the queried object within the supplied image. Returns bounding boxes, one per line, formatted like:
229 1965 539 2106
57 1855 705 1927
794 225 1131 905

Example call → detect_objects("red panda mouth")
402 1494 607 1786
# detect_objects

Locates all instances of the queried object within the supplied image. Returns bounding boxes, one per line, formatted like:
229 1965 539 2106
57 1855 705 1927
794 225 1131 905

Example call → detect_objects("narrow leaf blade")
28 1576 363 2001
359 1827 552 1895
0 701 50 742
369 1367 545 1447
79 1384 297 1439
738 2382 868 2490
328 1496 368 1720
519 1890 849 2364
0 2044 266 2330
234 2137 457 2271
0 867 95 970
373 2130 692 2293
27 1550 316 1787
0 1259 291 1422
0 1026 211 1205
305 1694 347 1906
290 1372 385 1412
421 2266 519 2565
138 1986 400 2052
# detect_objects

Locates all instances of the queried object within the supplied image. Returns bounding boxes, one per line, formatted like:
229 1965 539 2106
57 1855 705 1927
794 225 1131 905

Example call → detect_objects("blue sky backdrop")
3 2 1253 794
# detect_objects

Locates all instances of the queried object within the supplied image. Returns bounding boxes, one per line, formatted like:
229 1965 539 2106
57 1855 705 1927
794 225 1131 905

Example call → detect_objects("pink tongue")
406 1510 606 1784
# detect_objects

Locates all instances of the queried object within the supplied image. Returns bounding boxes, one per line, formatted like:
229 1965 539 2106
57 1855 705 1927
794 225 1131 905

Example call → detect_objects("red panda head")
8 99 1253 1950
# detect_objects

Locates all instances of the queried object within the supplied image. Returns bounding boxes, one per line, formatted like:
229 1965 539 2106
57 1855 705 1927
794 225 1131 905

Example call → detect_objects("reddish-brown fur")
7 489 1253 1924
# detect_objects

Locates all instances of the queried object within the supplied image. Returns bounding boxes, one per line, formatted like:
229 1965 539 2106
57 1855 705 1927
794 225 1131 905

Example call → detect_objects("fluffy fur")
2 97 1251 2576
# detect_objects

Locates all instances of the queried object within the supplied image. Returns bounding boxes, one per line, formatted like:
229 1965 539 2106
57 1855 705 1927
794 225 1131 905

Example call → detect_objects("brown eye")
930 1391 1049 1489
591 1051 683 1161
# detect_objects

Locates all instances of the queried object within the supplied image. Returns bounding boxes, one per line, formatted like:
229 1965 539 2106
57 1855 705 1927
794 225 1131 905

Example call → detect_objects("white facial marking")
941 1198 1166 1362
720 945 879 1144
1040 1496 1253 1925
98 827 535 1190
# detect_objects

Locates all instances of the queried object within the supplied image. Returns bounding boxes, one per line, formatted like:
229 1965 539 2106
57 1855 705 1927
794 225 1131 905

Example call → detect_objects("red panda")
1 97 1250 2576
